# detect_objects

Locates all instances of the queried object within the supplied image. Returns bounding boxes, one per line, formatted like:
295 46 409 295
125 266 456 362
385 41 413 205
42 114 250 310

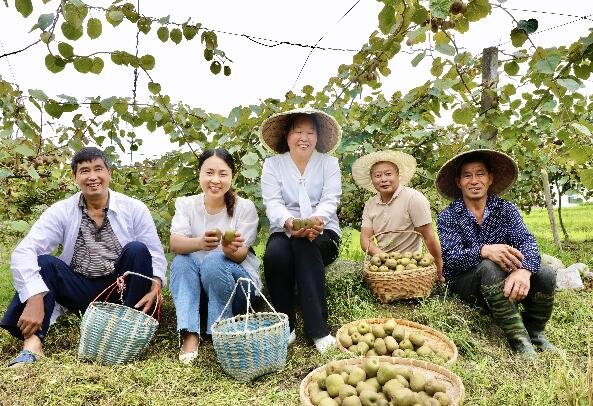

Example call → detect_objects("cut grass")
0 205 592 405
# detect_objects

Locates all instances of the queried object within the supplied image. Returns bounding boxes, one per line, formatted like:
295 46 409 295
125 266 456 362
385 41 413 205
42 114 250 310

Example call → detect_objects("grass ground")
0 206 592 405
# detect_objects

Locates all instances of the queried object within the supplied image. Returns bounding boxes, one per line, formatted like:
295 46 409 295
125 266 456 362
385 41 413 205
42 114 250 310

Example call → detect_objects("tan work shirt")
361 186 432 253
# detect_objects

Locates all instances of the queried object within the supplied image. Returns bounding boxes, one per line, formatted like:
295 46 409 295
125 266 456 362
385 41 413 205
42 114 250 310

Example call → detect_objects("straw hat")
435 149 518 200
351 150 417 193
259 108 342 154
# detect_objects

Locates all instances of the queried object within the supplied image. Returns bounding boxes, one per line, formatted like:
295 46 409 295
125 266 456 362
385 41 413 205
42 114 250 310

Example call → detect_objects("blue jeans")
169 251 252 335
0 241 153 341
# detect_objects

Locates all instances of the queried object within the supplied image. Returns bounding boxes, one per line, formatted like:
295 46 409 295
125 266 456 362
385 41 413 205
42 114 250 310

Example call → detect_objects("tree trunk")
541 169 562 251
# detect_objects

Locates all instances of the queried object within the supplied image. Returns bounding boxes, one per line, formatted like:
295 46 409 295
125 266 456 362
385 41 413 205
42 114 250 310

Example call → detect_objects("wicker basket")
211 277 289 382
364 230 437 302
336 318 458 365
78 272 161 365
299 356 465 406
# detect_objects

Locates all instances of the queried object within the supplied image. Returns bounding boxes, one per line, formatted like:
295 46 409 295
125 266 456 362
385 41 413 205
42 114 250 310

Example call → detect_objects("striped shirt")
70 195 122 278
437 195 541 281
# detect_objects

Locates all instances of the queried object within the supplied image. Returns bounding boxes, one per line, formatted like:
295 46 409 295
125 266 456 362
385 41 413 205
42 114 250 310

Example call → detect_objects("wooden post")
480 46 498 141
541 169 562 251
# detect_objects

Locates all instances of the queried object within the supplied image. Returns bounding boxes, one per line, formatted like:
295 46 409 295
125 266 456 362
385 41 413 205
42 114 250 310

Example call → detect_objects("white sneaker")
288 330 296 346
314 335 336 353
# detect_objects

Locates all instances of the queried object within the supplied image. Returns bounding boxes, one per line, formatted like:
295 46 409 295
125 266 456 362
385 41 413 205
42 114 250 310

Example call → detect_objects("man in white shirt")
1 147 167 367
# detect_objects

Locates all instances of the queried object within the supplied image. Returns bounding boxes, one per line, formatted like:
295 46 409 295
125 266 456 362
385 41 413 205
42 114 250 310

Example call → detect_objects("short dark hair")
71 147 110 174
276 113 321 154
198 148 237 217
455 151 492 178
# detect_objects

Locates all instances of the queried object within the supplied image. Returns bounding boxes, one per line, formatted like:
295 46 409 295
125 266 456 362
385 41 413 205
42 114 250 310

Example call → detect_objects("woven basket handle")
214 277 284 331
365 229 427 258
89 271 162 321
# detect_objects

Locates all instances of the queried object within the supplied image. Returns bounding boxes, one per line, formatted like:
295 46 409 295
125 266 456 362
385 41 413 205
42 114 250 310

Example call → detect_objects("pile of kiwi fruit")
367 251 434 272
307 358 453 406
337 320 452 364
292 218 319 230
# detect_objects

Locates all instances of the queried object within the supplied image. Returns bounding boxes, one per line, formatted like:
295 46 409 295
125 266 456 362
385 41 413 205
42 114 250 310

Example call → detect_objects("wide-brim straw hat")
259 108 342 154
351 150 417 193
435 149 518 200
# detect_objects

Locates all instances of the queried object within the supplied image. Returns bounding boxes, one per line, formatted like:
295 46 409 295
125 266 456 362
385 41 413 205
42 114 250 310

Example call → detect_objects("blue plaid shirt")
437 195 541 281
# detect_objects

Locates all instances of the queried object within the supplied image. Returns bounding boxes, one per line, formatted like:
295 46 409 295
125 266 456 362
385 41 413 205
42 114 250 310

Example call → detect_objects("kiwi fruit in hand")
222 229 236 243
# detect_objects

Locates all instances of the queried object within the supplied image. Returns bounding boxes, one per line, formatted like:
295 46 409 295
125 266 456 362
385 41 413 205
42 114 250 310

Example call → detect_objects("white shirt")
10 190 168 303
261 151 342 236
170 194 262 290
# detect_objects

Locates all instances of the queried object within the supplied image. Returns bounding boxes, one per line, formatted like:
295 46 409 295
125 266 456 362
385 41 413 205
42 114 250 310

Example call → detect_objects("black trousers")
449 259 556 308
0 241 153 341
263 230 340 340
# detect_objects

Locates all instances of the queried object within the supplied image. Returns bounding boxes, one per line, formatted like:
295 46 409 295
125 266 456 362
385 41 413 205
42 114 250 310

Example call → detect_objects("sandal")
8 349 40 368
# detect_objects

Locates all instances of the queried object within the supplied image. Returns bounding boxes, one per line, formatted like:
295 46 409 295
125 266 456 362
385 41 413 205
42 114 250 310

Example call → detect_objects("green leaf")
452 105 475 124
37 13 54 30
61 21 83 41
15 0 33 17
44 54 65 73
183 23 198 40
535 54 561 74
73 56 93 73
431 58 444 77
572 122 591 137
200 31 217 50
90 101 107 116
28 166 40 180
573 63 591 80
455 17 469 33
137 17 151 34
579 168 593 190
430 0 453 19
510 28 528 48
10 220 30 233
556 78 581 92
139 54 155 70
411 5 429 25
378 4 395 34
148 81 161 94
241 152 259 166
210 61 221 75
465 0 491 22
170 28 182 44
14 144 35 156
44 100 64 118
203 49 213 61
106 10 124 27
90 57 104 74
223 65 231 76
411 51 425 67
87 18 102 39
29 89 48 101
0 168 14 179
241 168 259 179
100 96 118 109
58 42 74 58
516 19 538 34
435 42 455 56
157 26 169 42
504 61 519 75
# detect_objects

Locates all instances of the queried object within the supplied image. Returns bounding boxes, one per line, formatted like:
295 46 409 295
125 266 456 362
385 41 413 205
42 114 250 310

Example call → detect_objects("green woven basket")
78 272 160 365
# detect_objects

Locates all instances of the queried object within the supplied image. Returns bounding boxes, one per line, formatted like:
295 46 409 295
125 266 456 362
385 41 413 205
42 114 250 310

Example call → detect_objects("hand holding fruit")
289 217 324 240
220 229 244 254
202 229 222 251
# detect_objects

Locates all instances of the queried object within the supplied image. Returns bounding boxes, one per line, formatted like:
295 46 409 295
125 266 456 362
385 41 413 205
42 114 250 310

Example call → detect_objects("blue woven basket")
78 272 161 365
211 278 289 381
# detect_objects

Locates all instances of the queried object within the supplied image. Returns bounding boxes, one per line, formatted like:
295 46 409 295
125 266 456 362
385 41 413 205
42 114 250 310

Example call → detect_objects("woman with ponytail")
169 148 261 364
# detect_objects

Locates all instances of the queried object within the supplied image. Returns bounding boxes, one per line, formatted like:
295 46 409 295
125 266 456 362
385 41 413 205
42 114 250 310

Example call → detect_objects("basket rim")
298 356 465 406
363 262 438 278
211 311 289 337
85 301 159 327
335 317 458 365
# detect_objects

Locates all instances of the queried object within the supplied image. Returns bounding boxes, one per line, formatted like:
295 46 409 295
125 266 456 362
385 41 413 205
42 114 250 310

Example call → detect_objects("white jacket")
10 190 168 302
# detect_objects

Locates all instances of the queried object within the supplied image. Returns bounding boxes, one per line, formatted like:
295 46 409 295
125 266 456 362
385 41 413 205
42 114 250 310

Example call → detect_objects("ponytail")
224 188 236 217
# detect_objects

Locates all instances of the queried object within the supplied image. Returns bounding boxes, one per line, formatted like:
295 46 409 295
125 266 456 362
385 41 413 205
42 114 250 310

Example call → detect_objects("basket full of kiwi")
335 318 457 366
299 356 465 406
364 230 437 302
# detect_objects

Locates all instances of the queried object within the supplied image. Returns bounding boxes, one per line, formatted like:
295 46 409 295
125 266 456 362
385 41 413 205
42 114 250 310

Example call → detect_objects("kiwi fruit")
222 229 235 243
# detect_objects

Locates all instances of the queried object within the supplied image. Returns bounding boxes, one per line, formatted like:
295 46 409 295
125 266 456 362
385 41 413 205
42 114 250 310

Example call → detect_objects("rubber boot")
521 291 555 351
481 282 536 357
